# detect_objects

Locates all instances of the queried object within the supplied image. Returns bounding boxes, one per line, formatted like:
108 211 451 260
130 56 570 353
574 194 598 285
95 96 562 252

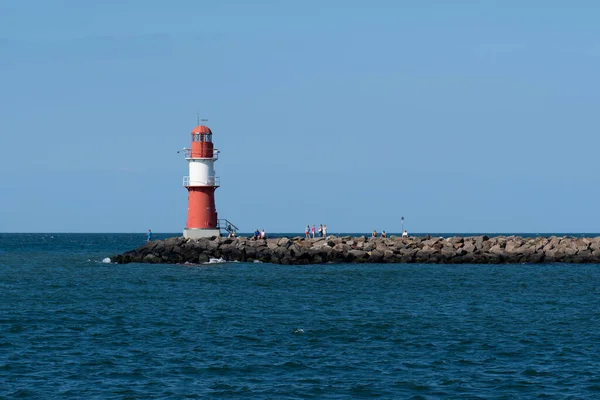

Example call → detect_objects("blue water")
2 233 600 399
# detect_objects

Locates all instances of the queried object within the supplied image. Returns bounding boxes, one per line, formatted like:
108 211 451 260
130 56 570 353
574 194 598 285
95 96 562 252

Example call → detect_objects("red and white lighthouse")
182 124 221 238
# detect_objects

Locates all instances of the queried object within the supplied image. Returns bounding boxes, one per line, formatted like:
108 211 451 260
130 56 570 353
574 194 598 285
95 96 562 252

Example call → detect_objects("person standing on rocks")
318 224 323 237
323 224 327 238
261 229 266 239
372 230 377 238
381 230 387 238
311 225 316 238
147 229 152 242
305 225 310 239
402 230 409 237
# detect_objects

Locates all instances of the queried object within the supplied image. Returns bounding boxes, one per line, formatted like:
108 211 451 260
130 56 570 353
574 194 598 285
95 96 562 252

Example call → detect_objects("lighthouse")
182 124 222 239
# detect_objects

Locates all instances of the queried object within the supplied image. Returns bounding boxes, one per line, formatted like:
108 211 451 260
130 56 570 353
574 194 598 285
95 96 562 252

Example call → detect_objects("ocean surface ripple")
1 233 600 399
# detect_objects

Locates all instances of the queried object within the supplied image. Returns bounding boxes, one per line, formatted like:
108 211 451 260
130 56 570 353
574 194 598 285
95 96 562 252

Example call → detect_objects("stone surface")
111 235 600 265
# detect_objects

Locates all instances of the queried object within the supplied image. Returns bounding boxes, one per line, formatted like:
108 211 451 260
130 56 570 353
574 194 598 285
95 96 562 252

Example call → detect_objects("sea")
2 232 600 399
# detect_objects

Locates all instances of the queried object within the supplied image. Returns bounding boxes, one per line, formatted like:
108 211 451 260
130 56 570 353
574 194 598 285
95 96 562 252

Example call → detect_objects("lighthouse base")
183 228 221 239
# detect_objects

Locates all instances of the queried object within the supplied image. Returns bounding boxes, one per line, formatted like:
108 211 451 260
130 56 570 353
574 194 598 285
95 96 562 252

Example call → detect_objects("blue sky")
1 0 599 233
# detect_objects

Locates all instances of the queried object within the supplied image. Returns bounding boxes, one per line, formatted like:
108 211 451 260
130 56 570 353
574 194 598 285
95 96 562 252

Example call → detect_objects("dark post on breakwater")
112 235 600 265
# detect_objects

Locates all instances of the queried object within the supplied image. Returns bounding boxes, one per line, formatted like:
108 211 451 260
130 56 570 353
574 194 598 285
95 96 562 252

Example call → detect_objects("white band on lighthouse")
188 160 216 186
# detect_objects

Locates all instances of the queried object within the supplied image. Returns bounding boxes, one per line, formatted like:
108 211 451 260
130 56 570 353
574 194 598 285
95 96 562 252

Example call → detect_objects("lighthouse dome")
191 125 212 134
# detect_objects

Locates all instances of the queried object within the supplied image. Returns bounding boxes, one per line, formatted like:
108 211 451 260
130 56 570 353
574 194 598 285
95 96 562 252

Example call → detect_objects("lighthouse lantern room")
181 124 228 238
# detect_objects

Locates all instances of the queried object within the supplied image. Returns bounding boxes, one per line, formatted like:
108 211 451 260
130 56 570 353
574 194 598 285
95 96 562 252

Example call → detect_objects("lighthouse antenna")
196 110 208 126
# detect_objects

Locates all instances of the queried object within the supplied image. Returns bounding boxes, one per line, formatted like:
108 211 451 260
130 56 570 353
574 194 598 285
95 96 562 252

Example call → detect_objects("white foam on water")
202 258 239 265
204 257 227 264
102 257 112 264
253 260 263 263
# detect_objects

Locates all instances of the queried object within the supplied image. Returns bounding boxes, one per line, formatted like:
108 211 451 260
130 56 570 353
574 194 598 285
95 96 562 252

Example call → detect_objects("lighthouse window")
195 134 200 141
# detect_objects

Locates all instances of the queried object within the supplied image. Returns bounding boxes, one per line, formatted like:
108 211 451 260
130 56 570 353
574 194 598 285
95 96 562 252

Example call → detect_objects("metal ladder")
218 219 239 236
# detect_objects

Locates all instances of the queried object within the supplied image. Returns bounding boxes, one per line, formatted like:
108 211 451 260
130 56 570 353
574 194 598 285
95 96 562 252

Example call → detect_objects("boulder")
383 250 395 263
143 254 160 263
277 237 290 247
447 236 464 245
415 246 436 262
489 245 504 255
368 250 384 263
440 246 456 262
347 250 368 262
462 241 476 254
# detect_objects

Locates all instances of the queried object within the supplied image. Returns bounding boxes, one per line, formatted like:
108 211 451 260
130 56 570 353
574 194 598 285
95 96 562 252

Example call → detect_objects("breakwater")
112 235 600 264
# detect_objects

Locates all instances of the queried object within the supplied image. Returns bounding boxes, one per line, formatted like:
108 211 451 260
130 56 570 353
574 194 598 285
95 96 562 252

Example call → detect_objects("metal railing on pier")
218 219 239 236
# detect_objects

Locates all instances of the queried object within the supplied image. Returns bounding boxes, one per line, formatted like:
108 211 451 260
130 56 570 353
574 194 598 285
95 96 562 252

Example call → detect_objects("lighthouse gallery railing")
183 176 220 187
183 149 219 160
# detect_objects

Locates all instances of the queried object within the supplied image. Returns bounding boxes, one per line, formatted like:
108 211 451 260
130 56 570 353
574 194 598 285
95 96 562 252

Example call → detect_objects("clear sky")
1 0 599 234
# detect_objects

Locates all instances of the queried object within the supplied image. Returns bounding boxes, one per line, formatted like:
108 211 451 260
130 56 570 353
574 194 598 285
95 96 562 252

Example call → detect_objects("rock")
383 250 395 263
524 251 544 263
440 246 456 261
273 247 289 259
575 240 590 252
375 243 390 253
462 241 476 254
277 238 291 247
363 242 376 252
368 250 384 263
563 247 577 257
347 250 368 262
422 238 440 247
576 249 592 260
447 236 464 245
206 240 219 251
143 254 159 263
481 252 502 264
415 246 436 262
280 256 294 265
506 239 524 253
333 243 349 253
489 244 504 255
545 248 565 262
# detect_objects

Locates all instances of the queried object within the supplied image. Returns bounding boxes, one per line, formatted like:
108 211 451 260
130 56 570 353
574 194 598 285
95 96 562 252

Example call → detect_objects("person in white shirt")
402 230 408 237
261 229 266 239
323 224 327 238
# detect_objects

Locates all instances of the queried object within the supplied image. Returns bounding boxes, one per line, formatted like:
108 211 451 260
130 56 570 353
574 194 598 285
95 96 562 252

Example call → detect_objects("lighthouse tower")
182 124 221 238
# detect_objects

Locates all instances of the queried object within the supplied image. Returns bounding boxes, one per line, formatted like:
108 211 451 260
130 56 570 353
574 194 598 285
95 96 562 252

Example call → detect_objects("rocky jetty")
112 235 600 265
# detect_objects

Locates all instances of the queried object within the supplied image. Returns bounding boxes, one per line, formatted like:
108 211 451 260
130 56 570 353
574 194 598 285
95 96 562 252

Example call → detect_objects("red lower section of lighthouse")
186 187 218 229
